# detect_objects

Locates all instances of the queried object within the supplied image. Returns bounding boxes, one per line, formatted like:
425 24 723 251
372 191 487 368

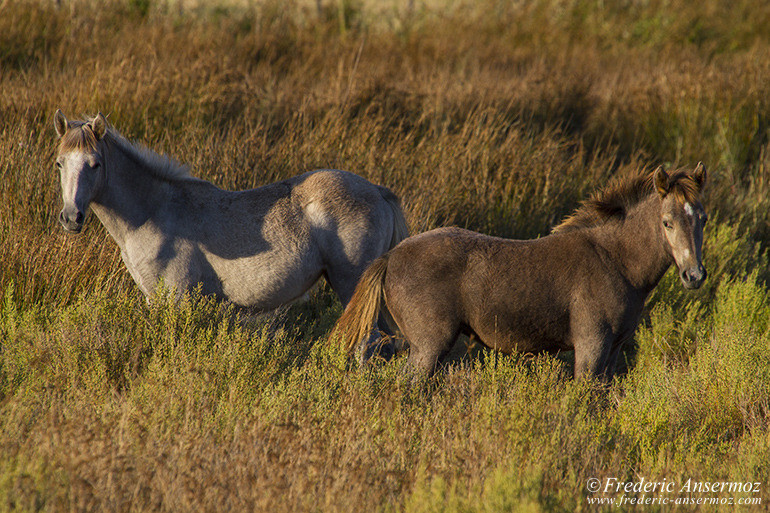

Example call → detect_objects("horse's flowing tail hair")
333 254 390 352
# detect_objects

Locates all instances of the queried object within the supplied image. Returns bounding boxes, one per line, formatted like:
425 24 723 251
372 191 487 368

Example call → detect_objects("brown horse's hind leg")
401 320 461 380
386 290 463 378
406 339 456 379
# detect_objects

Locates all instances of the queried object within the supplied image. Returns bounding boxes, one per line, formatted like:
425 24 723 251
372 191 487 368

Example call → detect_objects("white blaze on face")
60 151 90 204
677 203 695 263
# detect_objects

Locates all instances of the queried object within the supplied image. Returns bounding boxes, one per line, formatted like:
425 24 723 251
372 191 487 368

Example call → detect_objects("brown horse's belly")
469 313 572 355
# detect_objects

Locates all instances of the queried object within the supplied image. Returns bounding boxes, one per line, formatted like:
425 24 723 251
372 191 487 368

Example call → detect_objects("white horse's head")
53 110 108 233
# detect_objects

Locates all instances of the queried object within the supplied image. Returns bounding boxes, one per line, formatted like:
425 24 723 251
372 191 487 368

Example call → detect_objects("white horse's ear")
91 112 107 140
54 109 68 138
693 161 707 190
653 165 669 197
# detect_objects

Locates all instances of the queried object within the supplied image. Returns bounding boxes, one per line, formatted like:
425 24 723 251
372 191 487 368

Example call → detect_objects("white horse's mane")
108 130 196 182
63 118 199 183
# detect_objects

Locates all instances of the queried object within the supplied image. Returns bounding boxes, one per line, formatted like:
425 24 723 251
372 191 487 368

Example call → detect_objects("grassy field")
2 0 770 511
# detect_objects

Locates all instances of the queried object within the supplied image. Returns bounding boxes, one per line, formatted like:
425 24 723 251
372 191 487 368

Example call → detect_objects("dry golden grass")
2 0 770 511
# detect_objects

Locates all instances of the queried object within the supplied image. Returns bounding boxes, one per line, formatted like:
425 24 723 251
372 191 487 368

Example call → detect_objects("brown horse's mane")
59 118 195 182
552 169 701 233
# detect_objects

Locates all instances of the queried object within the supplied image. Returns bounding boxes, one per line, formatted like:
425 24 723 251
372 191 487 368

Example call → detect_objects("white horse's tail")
378 186 409 249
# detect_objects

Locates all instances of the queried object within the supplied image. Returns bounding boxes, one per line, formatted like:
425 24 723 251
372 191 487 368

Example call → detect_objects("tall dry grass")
2 0 770 511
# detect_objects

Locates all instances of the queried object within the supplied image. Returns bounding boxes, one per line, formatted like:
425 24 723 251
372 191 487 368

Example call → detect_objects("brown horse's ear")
54 109 68 138
91 112 107 140
653 165 669 197
692 161 707 190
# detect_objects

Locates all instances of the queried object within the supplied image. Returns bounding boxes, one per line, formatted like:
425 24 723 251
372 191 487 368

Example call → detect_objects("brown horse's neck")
590 194 673 293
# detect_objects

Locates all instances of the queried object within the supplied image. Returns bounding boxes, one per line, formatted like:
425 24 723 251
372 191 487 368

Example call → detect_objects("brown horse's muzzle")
680 264 707 289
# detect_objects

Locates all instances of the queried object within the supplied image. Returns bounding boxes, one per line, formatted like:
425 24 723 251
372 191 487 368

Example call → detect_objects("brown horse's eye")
663 220 673 229
55 161 62 169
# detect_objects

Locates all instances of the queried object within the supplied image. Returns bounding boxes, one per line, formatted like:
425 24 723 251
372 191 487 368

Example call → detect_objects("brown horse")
334 164 708 379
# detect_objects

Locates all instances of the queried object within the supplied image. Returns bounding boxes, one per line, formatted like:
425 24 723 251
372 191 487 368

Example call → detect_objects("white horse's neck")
89 138 193 248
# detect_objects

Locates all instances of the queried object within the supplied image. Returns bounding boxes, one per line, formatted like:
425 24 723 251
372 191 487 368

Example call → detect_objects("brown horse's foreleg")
573 335 614 380
599 339 628 381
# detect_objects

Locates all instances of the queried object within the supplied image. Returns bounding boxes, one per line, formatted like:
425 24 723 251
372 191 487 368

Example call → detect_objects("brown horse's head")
654 163 708 289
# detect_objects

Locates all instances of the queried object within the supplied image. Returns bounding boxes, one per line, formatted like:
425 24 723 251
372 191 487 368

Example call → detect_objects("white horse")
53 110 407 358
